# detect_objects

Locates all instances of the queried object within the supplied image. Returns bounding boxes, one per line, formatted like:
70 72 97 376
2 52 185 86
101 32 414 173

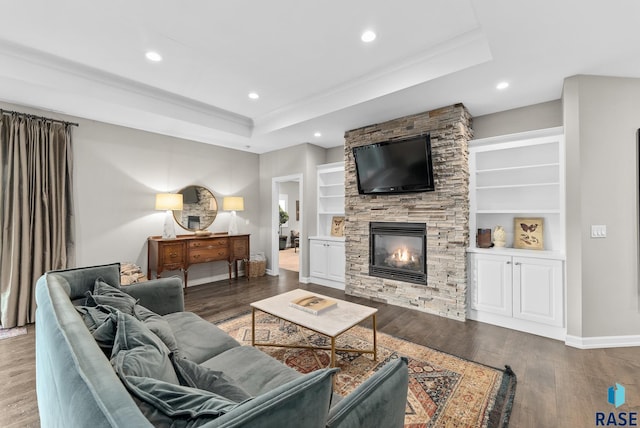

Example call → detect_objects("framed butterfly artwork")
514 217 544 250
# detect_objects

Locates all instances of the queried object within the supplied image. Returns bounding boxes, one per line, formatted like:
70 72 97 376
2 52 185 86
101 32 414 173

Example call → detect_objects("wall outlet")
591 225 607 238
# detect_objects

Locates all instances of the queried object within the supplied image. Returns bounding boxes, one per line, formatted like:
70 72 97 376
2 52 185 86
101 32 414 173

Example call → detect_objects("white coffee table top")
250 289 377 337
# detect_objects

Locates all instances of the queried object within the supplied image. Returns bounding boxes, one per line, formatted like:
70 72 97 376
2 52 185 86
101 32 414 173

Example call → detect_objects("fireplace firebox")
369 222 427 284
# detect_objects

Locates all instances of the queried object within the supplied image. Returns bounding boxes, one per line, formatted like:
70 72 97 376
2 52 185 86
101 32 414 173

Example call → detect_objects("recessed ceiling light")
145 51 162 62
248 92 260 100
361 30 376 43
496 81 509 90
314 132 322 138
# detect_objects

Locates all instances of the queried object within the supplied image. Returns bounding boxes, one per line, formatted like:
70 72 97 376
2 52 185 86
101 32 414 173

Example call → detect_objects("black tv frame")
353 134 434 195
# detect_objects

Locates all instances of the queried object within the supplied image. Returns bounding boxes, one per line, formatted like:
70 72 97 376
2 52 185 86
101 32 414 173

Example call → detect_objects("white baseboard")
185 271 243 287
308 276 345 290
299 276 310 284
467 309 566 341
565 334 640 349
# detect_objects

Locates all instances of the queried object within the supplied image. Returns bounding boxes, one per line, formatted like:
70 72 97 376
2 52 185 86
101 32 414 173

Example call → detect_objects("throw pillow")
134 304 179 355
83 279 180 356
75 305 119 356
173 357 252 403
93 277 123 296
112 313 241 426
75 304 113 332
85 293 137 314
111 311 179 385
123 376 240 427
85 278 138 314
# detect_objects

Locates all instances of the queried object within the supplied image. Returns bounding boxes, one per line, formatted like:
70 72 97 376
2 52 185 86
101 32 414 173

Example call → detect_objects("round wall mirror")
173 185 218 232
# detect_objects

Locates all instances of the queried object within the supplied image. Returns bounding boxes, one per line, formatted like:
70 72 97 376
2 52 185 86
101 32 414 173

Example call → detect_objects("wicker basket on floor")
246 260 266 278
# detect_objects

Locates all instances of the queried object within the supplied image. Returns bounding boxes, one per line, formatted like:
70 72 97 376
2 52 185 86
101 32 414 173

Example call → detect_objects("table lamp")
223 196 244 235
155 193 183 239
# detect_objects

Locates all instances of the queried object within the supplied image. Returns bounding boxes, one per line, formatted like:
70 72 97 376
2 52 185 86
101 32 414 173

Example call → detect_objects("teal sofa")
35 263 408 427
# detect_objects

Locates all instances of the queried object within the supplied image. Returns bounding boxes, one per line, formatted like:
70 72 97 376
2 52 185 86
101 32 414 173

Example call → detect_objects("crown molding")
252 28 492 135
0 39 253 137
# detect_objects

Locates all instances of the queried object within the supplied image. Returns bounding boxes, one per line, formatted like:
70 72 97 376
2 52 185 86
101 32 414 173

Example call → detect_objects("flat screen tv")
353 134 435 194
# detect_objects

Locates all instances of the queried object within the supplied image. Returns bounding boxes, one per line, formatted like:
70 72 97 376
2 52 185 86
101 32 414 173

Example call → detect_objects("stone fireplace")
344 104 471 321
369 222 426 285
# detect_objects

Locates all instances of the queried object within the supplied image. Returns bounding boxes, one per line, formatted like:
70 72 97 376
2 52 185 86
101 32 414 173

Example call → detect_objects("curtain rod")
1 109 79 127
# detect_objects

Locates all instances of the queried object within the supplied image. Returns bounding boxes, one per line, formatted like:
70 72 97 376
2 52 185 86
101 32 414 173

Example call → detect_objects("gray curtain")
0 113 75 328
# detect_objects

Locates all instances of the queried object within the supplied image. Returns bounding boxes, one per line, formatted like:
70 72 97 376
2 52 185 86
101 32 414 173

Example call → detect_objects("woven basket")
246 260 266 278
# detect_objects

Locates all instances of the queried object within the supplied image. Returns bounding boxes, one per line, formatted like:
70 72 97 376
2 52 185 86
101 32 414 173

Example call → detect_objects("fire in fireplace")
369 222 427 284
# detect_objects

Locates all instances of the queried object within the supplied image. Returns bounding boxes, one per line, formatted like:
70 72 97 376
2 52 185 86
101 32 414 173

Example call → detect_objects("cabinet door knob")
514 262 521 265
506 261 511 264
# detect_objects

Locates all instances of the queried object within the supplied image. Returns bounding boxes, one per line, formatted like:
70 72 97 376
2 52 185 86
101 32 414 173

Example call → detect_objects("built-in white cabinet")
467 128 566 341
309 162 345 289
309 237 345 289
470 253 513 317
469 253 563 332
513 256 563 326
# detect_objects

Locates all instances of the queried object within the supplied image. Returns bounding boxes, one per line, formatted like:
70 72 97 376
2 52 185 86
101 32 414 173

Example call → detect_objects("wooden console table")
147 234 250 289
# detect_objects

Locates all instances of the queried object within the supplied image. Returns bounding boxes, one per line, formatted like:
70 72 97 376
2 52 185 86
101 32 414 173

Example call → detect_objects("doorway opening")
271 174 303 279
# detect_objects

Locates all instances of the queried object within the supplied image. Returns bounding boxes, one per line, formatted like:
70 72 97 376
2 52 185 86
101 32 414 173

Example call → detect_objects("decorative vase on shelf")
493 226 506 247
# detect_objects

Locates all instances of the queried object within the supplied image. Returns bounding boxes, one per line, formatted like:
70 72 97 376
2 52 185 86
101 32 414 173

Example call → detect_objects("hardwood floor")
2 269 639 427
278 248 299 272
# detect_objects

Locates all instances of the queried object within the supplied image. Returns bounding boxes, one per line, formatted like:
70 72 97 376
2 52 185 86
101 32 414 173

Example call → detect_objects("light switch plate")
591 225 607 238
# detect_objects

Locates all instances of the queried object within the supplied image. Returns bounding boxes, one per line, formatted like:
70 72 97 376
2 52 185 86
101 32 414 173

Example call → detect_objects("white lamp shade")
223 196 244 211
155 193 183 211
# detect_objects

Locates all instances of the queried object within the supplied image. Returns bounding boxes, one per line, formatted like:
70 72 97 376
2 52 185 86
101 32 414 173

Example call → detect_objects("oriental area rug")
216 312 516 428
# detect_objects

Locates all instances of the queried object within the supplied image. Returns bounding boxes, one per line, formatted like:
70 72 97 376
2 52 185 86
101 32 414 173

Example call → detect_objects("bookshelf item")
331 216 345 237
289 294 337 315
493 226 506 247
514 217 544 250
477 228 492 248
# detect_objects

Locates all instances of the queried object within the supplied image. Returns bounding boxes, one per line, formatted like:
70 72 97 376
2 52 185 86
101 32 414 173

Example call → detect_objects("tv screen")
353 134 434 194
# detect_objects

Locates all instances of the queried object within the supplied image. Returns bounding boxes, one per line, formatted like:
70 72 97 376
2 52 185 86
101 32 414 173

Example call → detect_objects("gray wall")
563 75 640 338
325 146 344 163
0 100 261 286
472 100 562 139
258 143 328 277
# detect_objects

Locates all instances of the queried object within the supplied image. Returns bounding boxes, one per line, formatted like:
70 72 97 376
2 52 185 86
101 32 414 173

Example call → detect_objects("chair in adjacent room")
291 230 300 252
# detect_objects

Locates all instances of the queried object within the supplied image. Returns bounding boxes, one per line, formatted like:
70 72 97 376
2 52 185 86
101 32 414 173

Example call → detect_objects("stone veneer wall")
344 104 472 321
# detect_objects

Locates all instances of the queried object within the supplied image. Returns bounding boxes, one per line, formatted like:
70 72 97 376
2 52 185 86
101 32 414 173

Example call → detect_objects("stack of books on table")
289 295 337 315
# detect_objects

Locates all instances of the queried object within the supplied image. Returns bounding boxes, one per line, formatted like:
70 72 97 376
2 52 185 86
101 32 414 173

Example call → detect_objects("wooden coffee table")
250 289 377 367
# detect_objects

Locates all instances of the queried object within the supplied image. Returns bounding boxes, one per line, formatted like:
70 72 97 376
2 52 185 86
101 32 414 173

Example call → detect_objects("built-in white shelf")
476 182 560 190
467 127 566 341
476 209 562 214
316 162 345 237
311 162 346 290
476 162 560 174
467 246 565 260
469 127 565 252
